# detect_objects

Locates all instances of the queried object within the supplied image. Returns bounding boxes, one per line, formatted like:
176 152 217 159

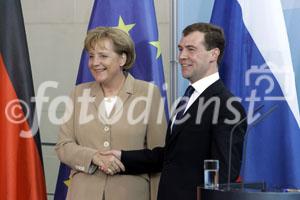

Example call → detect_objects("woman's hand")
92 151 125 175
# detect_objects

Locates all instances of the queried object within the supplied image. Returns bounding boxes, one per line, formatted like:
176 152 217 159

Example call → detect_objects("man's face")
178 31 218 83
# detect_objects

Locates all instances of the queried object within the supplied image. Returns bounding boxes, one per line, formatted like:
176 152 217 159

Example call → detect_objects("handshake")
92 150 124 175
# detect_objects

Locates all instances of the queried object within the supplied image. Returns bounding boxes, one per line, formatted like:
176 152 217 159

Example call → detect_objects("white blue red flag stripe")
211 0 300 189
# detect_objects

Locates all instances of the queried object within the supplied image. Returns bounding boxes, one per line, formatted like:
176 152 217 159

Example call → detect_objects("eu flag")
211 0 300 189
54 0 168 199
76 0 168 114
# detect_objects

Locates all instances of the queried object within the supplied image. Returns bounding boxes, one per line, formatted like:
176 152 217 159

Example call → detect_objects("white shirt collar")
190 72 220 95
171 72 220 128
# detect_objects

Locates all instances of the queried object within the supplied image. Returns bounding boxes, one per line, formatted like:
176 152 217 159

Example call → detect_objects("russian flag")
211 0 300 189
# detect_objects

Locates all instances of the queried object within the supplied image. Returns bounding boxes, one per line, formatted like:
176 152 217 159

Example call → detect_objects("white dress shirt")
171 72 220 128
104 96 117 116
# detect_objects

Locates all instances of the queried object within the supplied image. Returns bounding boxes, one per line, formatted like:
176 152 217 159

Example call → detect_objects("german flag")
0 0 47 199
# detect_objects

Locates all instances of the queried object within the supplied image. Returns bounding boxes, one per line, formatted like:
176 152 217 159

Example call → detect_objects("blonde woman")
56 27 167 200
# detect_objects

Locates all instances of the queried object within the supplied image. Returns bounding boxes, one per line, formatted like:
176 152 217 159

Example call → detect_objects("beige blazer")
55 74 167 200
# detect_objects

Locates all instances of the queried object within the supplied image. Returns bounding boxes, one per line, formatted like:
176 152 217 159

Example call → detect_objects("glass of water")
204 160 219 189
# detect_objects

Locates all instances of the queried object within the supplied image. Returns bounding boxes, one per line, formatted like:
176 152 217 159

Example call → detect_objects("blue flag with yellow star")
76 0 168 113
54 0 168 199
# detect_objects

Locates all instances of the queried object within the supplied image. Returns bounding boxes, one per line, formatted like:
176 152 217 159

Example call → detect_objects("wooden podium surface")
197 187 300 200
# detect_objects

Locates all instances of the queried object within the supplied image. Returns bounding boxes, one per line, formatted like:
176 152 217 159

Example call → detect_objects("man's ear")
210 48 220 63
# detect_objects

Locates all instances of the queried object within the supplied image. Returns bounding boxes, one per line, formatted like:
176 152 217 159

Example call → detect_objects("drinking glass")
204 160 219 189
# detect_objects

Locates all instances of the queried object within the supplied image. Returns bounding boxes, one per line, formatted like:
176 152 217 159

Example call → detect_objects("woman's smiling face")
88 38 126 84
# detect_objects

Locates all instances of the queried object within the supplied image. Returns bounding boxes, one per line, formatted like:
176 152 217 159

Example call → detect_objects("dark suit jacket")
121 80 247 200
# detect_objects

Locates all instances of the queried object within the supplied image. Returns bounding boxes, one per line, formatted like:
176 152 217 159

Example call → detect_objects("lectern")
197 183 300 200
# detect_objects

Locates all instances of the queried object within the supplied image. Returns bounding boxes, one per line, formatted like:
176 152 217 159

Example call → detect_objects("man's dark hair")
183 23 225 64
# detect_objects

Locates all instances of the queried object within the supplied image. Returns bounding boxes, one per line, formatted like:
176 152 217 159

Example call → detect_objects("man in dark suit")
99 23 247 200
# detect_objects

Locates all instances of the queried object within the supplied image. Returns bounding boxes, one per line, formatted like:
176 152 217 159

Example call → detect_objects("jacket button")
104 126 109 132
103 141 110 147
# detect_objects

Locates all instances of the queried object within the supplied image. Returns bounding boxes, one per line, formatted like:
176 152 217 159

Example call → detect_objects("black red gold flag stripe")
0 0 47 199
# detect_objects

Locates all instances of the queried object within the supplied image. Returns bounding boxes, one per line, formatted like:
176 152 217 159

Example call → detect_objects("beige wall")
21 0 170 199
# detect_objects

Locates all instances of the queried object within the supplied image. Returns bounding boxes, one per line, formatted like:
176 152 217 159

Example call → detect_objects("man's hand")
92 151 124 175
101 149 122 160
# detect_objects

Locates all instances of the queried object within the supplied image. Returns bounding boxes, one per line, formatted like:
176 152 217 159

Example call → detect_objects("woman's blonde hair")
84 27 136 70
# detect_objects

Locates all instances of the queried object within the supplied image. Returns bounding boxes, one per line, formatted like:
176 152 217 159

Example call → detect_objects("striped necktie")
173 85 195 129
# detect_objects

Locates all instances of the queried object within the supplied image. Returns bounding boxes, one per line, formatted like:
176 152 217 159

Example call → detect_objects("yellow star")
149 41 162 59
64 179 71 187
115 16 135 34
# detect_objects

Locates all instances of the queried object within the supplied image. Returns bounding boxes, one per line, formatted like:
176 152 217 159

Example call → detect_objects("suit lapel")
90 82 104 113
110 73 134 117
165 120 173 144
89 73 134 123
166 80 225 146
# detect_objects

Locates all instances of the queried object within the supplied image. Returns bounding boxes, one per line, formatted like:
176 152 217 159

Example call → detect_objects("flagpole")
170 0 178 107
